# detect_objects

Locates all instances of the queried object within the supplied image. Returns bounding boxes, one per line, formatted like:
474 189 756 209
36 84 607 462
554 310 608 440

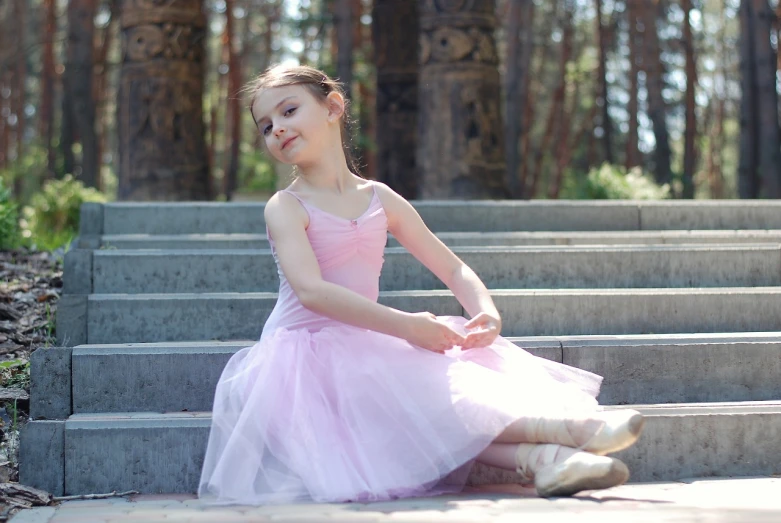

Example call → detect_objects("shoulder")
264 190 309 229
372 180 411 209
371 181 421 231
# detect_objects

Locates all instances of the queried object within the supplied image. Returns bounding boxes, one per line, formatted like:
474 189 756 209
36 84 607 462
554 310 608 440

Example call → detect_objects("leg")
477 442 630 498
476 443 520 471
492 410 645 456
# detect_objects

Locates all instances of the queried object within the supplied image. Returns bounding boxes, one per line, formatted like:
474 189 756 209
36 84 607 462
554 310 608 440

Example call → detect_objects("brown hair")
244 64 362 176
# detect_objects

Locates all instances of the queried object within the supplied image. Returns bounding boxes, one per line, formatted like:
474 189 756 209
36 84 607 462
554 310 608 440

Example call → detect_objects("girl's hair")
244 64 362 177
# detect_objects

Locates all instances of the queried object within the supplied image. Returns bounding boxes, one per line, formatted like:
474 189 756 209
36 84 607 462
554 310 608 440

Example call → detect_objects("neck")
295 141 356 194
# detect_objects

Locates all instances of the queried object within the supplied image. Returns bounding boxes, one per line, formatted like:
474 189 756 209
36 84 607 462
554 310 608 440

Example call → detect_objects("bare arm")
264 191 465 351
377 183 502 345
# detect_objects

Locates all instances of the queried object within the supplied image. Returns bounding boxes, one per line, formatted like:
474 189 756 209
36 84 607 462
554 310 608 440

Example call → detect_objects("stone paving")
9 477 781 523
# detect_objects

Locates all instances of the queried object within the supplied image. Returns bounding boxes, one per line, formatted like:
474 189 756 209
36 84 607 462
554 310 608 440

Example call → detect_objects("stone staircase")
20 200 781 496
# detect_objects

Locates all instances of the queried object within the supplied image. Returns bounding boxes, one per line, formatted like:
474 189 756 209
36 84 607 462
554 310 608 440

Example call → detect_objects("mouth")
281 136 298 150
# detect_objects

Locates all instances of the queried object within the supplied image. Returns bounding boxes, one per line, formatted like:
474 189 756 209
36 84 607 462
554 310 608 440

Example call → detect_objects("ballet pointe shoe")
515 443 630 498
519 409 645 456
582 409 645 456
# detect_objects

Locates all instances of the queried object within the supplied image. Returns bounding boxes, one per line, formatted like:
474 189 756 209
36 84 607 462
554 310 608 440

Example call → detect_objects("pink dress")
198 183 603 505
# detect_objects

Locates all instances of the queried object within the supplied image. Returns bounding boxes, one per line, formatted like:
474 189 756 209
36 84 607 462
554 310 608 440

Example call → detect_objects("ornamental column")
417 0 508 198
118 0 210 200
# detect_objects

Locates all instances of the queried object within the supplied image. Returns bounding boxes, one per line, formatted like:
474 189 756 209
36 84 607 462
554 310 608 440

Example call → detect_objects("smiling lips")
281 136 298 150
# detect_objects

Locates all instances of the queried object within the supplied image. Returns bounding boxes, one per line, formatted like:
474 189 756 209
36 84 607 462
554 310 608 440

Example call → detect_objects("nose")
274 125 286 138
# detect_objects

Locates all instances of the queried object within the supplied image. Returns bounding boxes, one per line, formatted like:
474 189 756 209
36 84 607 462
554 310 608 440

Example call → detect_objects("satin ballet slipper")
514 443 630 498
581 409 645 456
518 409 645 456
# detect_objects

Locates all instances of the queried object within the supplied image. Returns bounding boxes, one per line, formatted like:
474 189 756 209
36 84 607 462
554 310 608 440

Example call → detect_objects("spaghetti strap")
279 183 378 223
280 188 307 205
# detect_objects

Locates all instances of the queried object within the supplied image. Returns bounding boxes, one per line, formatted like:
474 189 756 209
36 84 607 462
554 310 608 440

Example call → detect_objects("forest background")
1 0 780 250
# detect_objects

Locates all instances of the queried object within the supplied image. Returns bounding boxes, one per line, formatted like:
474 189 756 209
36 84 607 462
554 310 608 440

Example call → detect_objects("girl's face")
251 84 341 165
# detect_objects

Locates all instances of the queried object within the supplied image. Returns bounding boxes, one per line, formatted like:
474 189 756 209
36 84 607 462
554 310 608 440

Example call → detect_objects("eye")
262 124 272 136
284 107 297 117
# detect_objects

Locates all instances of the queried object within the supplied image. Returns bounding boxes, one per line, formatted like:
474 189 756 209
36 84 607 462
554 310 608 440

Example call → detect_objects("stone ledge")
19 420 65 496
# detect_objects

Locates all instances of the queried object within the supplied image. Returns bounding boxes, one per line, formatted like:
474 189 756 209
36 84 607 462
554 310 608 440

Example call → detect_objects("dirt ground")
0 247 63 518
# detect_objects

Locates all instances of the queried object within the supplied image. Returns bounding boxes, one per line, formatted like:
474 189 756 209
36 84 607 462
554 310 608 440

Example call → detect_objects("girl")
198 64 644 505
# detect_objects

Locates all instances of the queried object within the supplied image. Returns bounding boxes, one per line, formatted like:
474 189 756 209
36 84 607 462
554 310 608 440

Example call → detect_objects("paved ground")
10 477 781 522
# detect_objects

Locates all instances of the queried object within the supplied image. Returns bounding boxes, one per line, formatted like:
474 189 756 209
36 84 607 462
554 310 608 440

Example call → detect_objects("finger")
444 327 467 346
462 331 492 349
464 313 485 329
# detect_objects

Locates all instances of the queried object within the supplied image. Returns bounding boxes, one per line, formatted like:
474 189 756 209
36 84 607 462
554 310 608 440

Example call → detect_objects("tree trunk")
41 0 58 179
706 96 725 199
63 0 99 188
625 0 640 170
223 0 242 201
681 0 697 198
93 0 120 192
739 0 759 198
520 3 556 197
12 0 28 196
373 0 417 194
0 23 7 171
638 0 672 186
373 0 418 197
418 0 507 198
117 0 210 200
335 0 353 98
541 6 574 199
504 0 534 199
751 0 781 197
594 0 614 165
549 8 583 199
738 0 781 198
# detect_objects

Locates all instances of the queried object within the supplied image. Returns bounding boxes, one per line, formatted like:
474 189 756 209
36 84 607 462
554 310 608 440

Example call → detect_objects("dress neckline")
283 183 378 223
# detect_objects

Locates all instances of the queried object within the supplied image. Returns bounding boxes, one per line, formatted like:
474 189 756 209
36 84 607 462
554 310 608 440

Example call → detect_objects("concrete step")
78 200 781 236
66 333 781 413
60 288 781 344
21 401 781 495
86 245 781 294
394 230 781 247
83 229 781 250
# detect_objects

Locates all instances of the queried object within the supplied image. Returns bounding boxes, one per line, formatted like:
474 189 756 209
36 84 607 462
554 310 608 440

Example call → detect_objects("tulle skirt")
197 316 602 505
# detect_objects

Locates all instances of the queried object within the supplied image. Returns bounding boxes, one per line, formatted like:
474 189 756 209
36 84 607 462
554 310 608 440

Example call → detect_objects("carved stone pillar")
118 0 210 200
417 0 508 199
373 0 419 199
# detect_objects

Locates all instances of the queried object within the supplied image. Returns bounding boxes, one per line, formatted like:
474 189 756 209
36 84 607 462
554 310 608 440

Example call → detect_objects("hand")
405 312 467 353
461 312 502 349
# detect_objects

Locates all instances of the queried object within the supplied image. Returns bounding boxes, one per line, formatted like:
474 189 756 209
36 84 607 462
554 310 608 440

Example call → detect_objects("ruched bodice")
263 183 388 335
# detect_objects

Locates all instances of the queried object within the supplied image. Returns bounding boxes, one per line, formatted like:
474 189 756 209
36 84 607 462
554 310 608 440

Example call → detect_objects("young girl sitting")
198 64 644 505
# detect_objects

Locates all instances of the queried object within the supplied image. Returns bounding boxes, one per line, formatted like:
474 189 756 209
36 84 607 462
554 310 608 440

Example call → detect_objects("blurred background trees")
1 0 780 233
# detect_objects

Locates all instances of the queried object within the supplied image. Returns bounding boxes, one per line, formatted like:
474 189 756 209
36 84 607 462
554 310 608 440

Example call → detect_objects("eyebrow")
256 96 297 124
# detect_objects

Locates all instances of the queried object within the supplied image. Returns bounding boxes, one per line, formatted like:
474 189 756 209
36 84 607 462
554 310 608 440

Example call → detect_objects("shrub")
21 175 108 251
564 163 671 200
0 178 20 250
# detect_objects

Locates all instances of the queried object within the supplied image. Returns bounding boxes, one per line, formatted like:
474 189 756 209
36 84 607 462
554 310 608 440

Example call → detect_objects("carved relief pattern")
118 0 209 200
420 26 496 65
417 0 508 198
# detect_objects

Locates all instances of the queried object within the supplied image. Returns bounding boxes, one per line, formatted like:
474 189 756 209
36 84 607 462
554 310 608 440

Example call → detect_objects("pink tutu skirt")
198 316 602 505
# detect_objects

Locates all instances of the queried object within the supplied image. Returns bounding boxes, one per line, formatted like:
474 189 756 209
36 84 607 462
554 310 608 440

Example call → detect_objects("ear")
325 91 346 122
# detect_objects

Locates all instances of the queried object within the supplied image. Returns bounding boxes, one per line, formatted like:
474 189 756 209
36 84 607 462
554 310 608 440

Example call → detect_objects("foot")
581 409 645 456
515 443 629 498
516 409 645 456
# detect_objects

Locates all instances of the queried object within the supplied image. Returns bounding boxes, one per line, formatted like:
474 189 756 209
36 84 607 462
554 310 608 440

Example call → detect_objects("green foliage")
0 145 55 205
0 360 30 391
20 175 108 251
0 177 21 250
563 163 671 200
237 147 277 194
